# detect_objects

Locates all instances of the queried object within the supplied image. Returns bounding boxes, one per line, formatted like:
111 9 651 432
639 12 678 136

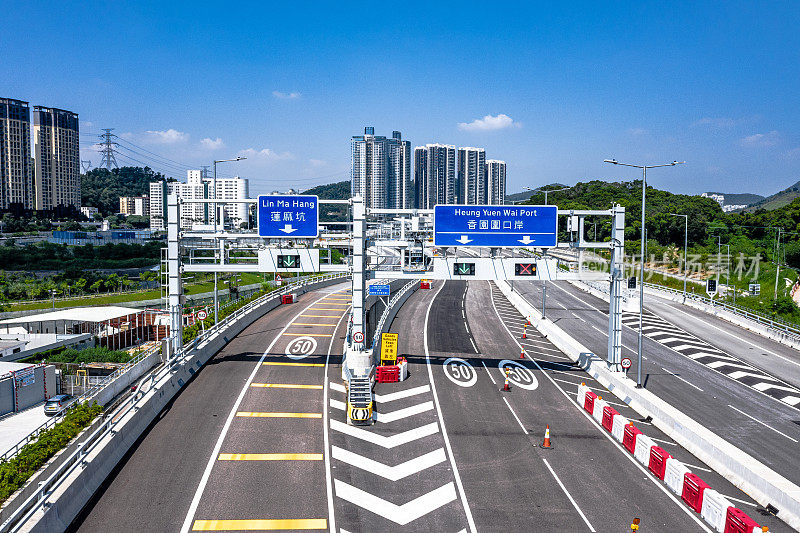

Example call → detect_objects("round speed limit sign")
621 357 632 370
197 310 208 320
353 331 364 343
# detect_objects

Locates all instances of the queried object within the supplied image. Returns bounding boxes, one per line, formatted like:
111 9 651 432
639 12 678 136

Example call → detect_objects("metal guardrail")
0 271 349 533
643 282 800 340
369 280 416 350
0 346 158 463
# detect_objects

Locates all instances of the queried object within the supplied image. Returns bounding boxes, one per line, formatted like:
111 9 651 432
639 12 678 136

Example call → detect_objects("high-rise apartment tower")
458 147 486 204
33 106 80 211
0 98 33 210
486 159 507 205
414 143 457 208
351 127 411 210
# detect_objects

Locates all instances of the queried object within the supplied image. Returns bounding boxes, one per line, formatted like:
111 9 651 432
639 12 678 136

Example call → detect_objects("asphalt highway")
512 280 800 496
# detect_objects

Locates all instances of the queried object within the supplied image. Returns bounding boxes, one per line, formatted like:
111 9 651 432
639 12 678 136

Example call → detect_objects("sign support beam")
167 194 183 354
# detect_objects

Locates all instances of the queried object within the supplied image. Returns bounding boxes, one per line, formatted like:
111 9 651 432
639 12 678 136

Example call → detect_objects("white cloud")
309 158 327 167
237 147 294 160
142 128 189 144
272 91 301 100
458 114 520 132
200 137 225 150
740 131 779 147
628 128 648 136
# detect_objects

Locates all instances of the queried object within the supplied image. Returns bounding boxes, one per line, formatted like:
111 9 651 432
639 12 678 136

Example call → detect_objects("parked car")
43 394 73 416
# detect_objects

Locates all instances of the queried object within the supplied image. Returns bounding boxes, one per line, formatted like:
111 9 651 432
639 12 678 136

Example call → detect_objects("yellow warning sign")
380 333 398 365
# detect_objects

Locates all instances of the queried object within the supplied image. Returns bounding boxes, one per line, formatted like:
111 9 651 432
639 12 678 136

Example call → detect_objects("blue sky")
2 1 799 197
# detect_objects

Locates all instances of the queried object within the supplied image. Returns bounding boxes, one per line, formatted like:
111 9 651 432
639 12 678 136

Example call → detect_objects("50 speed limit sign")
621 357 632 370
197 310 208 320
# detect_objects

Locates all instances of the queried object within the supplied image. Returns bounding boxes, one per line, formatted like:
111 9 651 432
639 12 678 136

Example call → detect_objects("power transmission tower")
81 160 92 173
99 128 119 169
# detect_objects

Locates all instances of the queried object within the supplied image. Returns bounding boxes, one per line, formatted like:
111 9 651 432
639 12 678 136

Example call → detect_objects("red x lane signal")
515 263 537 276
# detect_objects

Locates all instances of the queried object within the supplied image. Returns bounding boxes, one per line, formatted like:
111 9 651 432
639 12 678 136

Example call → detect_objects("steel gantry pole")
167 193 183 355
604 159 684 387
607 205 626 370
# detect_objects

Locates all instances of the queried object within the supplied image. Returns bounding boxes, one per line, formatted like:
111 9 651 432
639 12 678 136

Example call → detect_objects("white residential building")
119 196 150 216
33 106 81 211
149 170 249 230
458 147 486 204
486 160 506 205
415 143 457 208
351 127 411 210
80 206 99 219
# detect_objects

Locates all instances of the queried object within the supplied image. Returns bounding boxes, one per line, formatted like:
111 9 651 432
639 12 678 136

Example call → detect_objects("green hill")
81 167 167 216
744 180 800 212
703 192 764 206
304 180 350 200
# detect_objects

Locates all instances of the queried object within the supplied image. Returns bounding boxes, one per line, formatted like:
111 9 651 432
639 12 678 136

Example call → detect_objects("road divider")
496 279 800 530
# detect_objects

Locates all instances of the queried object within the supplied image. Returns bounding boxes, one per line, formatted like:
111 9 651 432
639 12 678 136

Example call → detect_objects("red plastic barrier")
724 507 761 533
420 281 430 289
648 446 672 480
281 294 293 304
377 365 399 383
602 405 619 432
584 391 598 414
682 473 710 513
623 423 642 454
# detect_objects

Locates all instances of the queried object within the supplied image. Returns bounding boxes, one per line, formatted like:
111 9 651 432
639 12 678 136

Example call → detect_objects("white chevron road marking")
329 381 431 403
329 399 434 423
329 419 439 448
375 385 431 403
331 446 447 480
334 479 458 525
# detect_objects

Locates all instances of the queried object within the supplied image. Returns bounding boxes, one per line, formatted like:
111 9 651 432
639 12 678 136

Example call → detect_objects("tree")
90 280 103 293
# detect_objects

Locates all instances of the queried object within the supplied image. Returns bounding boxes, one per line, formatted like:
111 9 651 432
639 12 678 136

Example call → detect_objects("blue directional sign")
369 284 391 296
258 195 319 238
434 204 558 247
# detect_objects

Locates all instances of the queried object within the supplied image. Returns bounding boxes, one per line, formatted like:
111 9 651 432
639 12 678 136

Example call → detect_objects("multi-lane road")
68 279 792 532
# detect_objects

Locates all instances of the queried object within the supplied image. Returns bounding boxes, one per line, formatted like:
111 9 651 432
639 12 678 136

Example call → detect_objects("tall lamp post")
212 157 246 324
604 159 685 388
669 213 688 303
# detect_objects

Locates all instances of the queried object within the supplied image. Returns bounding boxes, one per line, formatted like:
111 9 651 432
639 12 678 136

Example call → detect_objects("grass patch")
0 402 103 504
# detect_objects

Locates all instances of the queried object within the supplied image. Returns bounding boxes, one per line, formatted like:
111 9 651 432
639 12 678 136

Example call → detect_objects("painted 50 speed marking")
443 357 477 387
285 336 318 359
498 360 539 390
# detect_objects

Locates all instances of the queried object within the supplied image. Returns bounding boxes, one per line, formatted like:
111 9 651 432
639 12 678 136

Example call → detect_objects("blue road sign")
369 284 391 296
434 204 558 247
258 195 319 238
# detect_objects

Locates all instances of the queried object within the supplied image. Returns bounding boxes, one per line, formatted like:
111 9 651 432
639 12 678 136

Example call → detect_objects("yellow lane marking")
284 333 332 337
218 453 323 461
236 411 322 418
290 323 338 327
300 314 340 318
263 362 324 367
251 383 323 389
309 307 349 311
193 519 327 531
322 298 350 301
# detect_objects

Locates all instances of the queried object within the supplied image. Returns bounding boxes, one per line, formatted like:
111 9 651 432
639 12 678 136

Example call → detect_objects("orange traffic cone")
503 368 511 391
520 350 526 359
522 330 527 339
541 425 552 448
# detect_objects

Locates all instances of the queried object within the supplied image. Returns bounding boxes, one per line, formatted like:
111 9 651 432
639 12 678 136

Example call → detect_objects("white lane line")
469 337 479 354
572 312 587 322
180 288 342 533
720 494 757 507
324 303 349 533
649 436 677 446
489 284 714 532
502 397 529 435
590 324 606 336
541 457 596 532
728 404 799 443
681 461 713 473
480 360 497 385
425 283 478 533
660 366 704 392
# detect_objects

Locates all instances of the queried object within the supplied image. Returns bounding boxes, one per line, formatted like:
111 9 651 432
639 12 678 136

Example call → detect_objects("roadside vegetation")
0 402 103 504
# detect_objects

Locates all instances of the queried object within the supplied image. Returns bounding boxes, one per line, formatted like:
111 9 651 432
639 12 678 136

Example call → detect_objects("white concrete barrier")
700 489 732 532
495 279 800 530
633 433 655 467
611 414 629 442
664 458 691 496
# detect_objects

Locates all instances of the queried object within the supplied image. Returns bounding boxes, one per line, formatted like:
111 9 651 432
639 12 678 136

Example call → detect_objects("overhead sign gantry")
433 204 558 247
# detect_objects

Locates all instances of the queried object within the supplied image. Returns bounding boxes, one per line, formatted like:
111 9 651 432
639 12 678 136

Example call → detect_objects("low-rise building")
119 195 150 216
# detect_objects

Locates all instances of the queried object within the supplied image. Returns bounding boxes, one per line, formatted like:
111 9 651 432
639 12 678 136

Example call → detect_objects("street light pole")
604 159 684 388
523 185 571 205
211 156 246 324
669 213 688 303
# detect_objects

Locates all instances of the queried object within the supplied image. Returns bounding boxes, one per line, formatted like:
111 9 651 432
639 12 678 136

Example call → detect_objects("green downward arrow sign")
285 257 295 267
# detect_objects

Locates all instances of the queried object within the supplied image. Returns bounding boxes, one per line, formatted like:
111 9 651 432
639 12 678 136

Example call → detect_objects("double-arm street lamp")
603 158 685 388
212 156 246 324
